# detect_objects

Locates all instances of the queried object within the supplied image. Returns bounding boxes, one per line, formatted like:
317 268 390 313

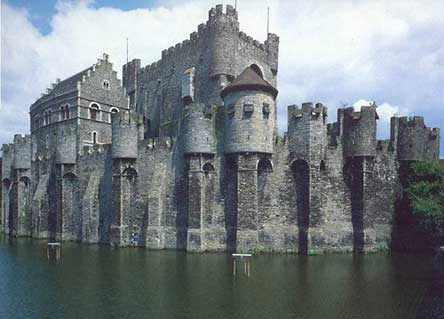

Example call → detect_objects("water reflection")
0 236 443 319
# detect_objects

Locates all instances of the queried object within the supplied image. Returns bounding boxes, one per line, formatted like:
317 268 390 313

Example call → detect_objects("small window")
45 135 49 148
263 103 270 119
48 111 52 124
320 160 326 172
92 131 97 144
102 80 110 90
243 102 254 114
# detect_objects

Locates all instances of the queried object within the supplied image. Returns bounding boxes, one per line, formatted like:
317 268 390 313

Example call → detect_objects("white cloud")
1 0 444 156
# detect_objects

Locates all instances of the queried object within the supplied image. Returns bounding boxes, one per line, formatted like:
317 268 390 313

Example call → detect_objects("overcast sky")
1 0 443 157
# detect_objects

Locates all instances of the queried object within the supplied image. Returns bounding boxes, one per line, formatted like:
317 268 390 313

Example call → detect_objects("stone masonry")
1 5 441 254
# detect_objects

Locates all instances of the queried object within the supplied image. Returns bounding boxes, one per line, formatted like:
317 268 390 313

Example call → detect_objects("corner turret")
111 111 139 159
391 116 440 161
181 103 215 155
221 66 277 154
12 134 31 170
340 105 378 158
287 102 328 162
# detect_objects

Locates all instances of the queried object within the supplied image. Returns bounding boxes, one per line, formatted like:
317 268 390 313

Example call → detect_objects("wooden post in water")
232 253 252 277
47 242 61 260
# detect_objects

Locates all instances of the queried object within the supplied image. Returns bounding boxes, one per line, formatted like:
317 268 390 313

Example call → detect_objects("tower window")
90 103 101 121
60 104 70 120
92 131 97 144
243 102 254 114
109 107 119 122
102 80 110 90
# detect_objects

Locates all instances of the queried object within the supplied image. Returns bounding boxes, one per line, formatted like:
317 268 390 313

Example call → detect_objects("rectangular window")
262 103 270 119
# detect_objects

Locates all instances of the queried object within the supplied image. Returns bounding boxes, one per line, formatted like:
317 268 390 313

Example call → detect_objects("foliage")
406 161 444 226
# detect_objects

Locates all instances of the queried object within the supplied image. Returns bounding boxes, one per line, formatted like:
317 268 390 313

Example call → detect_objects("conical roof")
220 67 278 99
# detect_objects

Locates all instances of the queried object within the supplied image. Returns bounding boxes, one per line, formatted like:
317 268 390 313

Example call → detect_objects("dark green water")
1 237 443 319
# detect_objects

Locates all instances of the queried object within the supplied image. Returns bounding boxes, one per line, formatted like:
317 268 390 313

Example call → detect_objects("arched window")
123 167 138 183
92 131 97 144
257 158 273 192
202 162 215 177
48 110 52 124
90 103 100 121
109 107 119 122
258 158 273 172
320 160 327 172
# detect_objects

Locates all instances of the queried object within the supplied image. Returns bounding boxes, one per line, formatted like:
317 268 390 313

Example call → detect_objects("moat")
1 237 443 319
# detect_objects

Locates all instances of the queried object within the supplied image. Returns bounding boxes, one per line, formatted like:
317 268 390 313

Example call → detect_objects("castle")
0 5 440 253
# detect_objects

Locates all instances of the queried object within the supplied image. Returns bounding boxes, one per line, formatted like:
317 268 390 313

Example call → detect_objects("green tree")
406 161 444 245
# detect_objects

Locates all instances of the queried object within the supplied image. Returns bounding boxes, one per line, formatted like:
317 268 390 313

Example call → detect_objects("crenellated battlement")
143 136 175 151
208 4 238 22
13 134 31 145
392 115 440 161
288 102 327 120
125 4 275 84
287 102 328 162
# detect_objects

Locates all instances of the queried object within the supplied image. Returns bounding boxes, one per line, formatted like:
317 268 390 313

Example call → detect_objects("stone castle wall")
0 4 441 255
123 4 279 138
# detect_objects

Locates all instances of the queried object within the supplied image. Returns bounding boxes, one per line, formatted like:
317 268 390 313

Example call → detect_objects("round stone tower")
340 105 378 158
111 111 138 159
221 66 278 154
181 103 215 155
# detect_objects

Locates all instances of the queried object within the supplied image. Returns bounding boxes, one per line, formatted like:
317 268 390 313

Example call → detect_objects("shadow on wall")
291 159 309 255
343 158 365 254
224 156 238 252
390 162 440 253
